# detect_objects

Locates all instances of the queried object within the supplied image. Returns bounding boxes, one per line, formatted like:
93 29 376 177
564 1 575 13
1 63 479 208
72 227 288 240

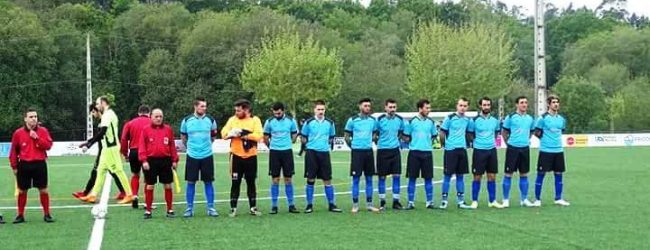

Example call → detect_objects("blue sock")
535 173 545 200
352 176 360 203
392 175 401 201
407 178 416 203
306 183 314 205
503 176 512 200
519 176 528 201
186 183 196 210
378 177 386 200
285 183 294 206
554 174 563 200
442 175 452 201
365 175 373 203
424 178 433 203
456 175 465 204
472 180 480 201
204 182 214 209
487 180 496 203
325 185 335 205
271 183 279 207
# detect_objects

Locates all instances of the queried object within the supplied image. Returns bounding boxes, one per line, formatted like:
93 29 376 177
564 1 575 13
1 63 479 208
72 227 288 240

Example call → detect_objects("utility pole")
86 33 93 140
534 0 547 116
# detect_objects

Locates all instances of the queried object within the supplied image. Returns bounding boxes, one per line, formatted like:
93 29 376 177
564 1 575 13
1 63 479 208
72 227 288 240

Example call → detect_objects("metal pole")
86 33 93 140
534 0 547 116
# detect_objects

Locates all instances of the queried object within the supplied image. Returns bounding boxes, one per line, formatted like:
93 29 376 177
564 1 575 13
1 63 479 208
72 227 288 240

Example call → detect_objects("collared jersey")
9 126 53 169
344 114 377 150
263 115 298 151
301 117 336 152
468 114 500 150
221 115 263 158
138 124 179 163
403 115 438 152
440 113 470 151
99 109 120 149
502 112 535 147
180 114 218 159
535 112 566 153
376 114 405 149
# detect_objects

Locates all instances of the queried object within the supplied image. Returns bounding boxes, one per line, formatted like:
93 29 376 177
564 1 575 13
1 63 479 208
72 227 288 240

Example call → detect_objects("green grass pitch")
0 147 648 249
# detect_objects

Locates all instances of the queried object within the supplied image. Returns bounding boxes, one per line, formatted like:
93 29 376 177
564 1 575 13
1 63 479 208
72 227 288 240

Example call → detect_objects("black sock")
230 178 242 208
246 177 257 208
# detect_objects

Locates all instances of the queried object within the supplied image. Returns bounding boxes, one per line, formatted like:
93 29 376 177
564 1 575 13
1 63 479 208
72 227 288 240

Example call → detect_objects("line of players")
1 94 569 223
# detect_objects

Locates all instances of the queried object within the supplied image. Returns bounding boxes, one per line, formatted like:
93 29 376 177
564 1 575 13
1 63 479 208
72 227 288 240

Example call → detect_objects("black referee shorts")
472 148 498 175
128 149 143 174
444 148 469 175
350 149 375 177
304 150 332 181
537 152 566 173
376 148 401 176
143 157 173 185
17 160 48 190
269 149 295 178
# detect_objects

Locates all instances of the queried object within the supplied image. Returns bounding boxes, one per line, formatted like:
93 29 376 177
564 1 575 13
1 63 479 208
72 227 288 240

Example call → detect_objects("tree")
241 31 342 116
138 48 182 128
0 3 55 139
586 62 630 95
406 21 515 110
614 77 650 131
552 76 608 133
546 9 618 86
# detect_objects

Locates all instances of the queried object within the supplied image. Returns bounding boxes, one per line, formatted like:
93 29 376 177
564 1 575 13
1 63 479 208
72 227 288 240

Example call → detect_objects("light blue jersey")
468 114 500 150
180 114 217 159
440 113 470 151
301 117 336 152
535 113 566 153
403 115 438 152
263 115 298 151
502 112 535 148
376 114 405 149
344 114 377 150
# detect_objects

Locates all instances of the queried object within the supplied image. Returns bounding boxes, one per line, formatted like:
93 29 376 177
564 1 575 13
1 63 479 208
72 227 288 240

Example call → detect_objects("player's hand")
81 146 88 153
142 162 150 170
172 162 177 170
29 130 38 139
13 169 17 175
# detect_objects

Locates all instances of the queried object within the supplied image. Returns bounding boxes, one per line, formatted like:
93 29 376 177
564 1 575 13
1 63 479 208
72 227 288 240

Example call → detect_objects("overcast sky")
359 0 650 17
494 0 650 17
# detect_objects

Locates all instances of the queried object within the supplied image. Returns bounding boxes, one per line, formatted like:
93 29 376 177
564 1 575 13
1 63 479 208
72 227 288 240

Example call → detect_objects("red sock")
17 193 27 216
164 188 173 211
145 189 153 212
40 193 50 215
131 175 140 197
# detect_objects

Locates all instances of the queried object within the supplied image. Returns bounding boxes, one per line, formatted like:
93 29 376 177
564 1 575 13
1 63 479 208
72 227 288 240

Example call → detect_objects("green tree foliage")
406 21 515 110
553 77 608 133
241 31 342 116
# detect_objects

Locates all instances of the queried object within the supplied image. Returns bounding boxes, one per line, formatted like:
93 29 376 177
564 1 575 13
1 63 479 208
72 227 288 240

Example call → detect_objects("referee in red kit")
9 108 54 223
138 109 179 219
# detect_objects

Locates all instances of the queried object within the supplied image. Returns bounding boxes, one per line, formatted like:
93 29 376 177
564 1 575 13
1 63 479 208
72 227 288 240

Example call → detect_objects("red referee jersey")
120 115 151 156
9 126 53 170
138 123 179 163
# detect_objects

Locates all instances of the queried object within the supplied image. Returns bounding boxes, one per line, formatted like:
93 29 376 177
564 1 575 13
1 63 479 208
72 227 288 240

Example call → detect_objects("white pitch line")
87 174 113 250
